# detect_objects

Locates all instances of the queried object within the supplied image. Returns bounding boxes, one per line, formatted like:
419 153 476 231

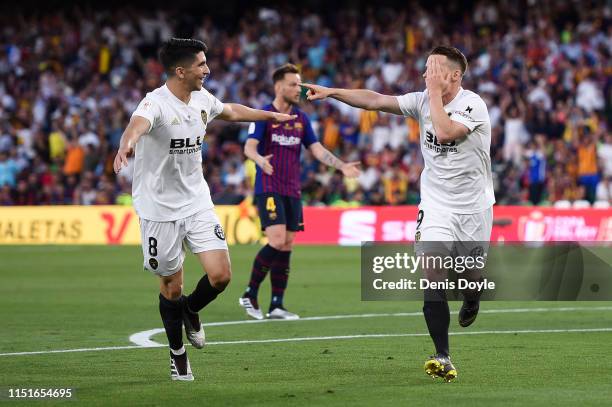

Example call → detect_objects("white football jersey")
397 87 495 214
131 84 224 221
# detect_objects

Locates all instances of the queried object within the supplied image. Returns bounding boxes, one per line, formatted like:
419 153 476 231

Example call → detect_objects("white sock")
170 345 185 356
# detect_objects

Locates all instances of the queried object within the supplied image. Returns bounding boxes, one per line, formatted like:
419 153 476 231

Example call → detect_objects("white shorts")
139 208 228 277
414 206 493 257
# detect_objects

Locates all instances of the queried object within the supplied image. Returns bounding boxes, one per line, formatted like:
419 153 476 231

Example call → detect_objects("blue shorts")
255 193 304 232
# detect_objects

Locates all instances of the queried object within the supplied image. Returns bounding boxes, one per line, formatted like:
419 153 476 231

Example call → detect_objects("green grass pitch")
1 245 611 406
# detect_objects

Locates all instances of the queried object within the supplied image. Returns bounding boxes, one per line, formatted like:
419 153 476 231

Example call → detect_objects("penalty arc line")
129 305 612 347
1 328 612 357
1 306 612 357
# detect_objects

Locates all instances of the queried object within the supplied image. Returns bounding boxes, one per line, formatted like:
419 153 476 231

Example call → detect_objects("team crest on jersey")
200 110 208 124
149 258 159 270
214 224 225 241
295 122 303 130
415 230 421 242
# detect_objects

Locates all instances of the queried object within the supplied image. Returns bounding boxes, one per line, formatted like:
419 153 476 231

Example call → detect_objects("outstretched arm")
309 142 360 178
217 103 295 122
301 84 402 115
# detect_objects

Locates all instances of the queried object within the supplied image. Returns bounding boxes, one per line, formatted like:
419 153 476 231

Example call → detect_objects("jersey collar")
163 84 193 106
270 103 297 116
443 86 464 107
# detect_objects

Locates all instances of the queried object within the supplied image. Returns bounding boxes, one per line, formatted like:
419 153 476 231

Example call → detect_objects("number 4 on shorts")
266 197 276 212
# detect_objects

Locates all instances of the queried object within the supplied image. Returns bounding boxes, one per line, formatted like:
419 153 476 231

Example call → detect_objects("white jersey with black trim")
131 84 224 221
396 87 495 214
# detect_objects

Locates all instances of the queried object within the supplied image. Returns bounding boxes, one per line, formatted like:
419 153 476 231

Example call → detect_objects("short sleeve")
207 93 224 122
132 97 161 133
301 115 318 147
396 92 423 119
449 96 489 132
247 121 266 141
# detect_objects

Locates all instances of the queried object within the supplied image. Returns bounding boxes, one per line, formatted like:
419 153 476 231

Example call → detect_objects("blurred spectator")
576 129 600 203
0 1 609 208
0 151 18 188
63 137 85 176
526 137 546 205
597 133 612 202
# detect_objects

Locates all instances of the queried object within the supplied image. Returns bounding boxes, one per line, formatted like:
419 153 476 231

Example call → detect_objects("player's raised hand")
340 161 361 178
424 56 450 95
300 83 332 101
113 144 133 174
258 154 274 175
271 112 297 122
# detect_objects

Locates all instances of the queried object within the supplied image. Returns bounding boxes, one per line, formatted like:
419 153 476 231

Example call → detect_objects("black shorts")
255 193 304 232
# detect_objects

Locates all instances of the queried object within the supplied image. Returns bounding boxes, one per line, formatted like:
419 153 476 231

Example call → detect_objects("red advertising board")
296 206 612 245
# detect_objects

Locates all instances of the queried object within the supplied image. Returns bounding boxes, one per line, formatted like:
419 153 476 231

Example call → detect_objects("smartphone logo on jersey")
170 136 203 148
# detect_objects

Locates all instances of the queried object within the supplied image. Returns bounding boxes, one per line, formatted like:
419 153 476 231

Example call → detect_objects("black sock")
245 244 281 299
463 276 484 307
423 288 450 357
159 293 183 351
270 250 291 310
187 274 222 313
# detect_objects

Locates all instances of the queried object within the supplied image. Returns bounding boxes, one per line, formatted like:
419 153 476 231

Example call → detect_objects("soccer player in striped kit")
239 63 360 320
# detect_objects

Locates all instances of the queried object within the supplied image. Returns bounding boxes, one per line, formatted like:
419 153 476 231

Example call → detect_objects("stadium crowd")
0 1 610 207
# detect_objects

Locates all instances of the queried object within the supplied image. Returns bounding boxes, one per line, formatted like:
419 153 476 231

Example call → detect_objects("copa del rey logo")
518 210 599 241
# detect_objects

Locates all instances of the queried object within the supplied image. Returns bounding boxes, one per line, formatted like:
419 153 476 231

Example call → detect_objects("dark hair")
158 38 208 75
429 46 468 75
272 63 300 83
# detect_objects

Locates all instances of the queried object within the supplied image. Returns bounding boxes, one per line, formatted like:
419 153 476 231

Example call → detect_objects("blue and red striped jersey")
248 104 318 198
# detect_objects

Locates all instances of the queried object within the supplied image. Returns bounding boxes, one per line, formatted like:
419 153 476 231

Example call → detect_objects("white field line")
1 306 611 357
128 306 612 347
2 328 612 357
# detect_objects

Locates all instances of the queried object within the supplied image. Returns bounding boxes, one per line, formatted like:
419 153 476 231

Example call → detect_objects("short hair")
272 63 300 83
158 38 208 75
429 46 468 75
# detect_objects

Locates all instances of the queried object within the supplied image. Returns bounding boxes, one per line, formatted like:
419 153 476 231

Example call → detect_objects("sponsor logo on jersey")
169 136 203 154
214 224 226 240
452 109 473 121
200 110 207 124
171 117 180 125
424 130 458 153
271 133 301 146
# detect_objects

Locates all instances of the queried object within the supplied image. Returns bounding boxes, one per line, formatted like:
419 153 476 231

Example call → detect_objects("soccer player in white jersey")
302 46 495 382
113 38 294 381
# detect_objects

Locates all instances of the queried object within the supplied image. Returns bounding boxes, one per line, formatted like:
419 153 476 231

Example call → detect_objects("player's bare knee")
160 282 183 300
283 238 294 251
268 236 285 250
210 267 231 291
159 273 183 300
